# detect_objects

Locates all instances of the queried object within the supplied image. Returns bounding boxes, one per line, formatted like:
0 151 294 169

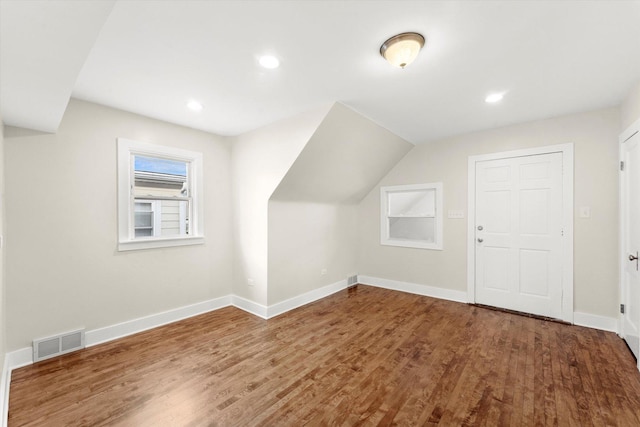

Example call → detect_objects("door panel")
475 152 563 318
519 249 548 296
484 247 509 291
484 190 511 233
622 130 640 360
520 189 549 234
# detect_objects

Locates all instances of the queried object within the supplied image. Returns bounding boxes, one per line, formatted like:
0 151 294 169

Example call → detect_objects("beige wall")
272 103 414 203
267 201 358 305
4 99 233 351
231 106 330 306
0 98 628 352
0 116 5 368
621 81 640 131
358 107 620 318
267 103 412 306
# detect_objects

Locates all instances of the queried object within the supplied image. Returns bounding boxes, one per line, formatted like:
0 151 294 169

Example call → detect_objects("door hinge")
621 303 625 314
620 161 625 171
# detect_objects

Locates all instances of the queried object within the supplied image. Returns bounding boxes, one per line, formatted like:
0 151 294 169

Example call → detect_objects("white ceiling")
0 0 115 132
2 0 640 144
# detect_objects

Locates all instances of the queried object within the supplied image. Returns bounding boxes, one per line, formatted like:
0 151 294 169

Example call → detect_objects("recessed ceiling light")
187 100 203 111
485 93 505 103
259 55 280 69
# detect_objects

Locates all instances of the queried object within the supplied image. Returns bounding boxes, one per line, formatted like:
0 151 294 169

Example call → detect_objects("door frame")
467 143 574 323
619 117 640 340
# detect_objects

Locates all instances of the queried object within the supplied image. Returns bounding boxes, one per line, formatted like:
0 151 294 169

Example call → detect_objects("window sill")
118 236 205 252
382 239 442 250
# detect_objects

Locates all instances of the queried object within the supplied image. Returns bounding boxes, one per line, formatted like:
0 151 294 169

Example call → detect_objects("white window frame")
117 138 204 251
380 182 443 250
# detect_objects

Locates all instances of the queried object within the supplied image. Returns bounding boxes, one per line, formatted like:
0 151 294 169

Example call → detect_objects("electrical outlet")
321 268 327 276
247 278 254 287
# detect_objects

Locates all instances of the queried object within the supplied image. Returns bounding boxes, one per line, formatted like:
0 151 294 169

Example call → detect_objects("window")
380 182 443 250
117 138 204 251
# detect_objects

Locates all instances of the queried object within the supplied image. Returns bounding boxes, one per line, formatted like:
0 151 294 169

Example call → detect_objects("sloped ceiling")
0 0 115 132
270 103 413 204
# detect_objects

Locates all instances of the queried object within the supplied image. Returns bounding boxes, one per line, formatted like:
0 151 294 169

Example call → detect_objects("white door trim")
467 143 574 323
619 117 640 338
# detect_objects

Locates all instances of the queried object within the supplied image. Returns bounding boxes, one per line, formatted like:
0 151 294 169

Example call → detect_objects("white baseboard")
6 347 32 372
1 346 32 427
85 295 232 347
231 279 349 319
267 279 349 318
232 295 268 319
360 276 621 334
3 283 350 373
1 356 10 427
573 312 618 333
5 296 234 372
359 275 467 303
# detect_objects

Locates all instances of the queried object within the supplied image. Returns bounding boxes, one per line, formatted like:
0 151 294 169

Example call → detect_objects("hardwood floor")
9 285 640 426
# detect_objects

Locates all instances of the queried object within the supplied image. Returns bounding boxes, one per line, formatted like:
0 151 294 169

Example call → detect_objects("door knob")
477 238 484 243
630 254 639 261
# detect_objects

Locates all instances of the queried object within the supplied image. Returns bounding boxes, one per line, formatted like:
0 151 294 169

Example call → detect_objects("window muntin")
117 138 204 251
381 183 443 250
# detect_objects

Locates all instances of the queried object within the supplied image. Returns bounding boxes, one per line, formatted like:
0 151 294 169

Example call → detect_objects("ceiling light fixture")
187 100 203 112
259 55 280 69
380 32 425 69
485 93 505 103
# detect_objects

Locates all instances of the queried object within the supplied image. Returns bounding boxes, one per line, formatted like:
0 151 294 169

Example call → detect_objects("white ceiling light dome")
380 32 425 69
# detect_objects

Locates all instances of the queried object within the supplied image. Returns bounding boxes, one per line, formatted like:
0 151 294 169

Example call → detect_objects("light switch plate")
579 206 591 218
448 210 465 219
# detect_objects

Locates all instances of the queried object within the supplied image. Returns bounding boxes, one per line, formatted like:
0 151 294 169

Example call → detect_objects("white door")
475 152 563 318
622 129 640 360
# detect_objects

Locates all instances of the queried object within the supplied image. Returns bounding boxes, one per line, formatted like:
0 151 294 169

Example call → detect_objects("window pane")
389 217 435 242
135 202 152 212
135 228 153 238
389 189 435 216
158 200 190 236
134 211 153 228
134 198 190 237
133 155 188 198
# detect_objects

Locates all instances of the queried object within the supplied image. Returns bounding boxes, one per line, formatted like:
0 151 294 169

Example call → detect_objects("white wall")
0 116 5 368
267 201 357 305
621 80 640 131
358 107 620 319
4 99 233 351
231 106 330 306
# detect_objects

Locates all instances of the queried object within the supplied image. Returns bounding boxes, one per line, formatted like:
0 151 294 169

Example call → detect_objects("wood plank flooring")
9 285 640 426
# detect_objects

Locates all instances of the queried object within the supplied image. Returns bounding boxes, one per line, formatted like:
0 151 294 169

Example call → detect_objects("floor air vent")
347 275 358 286
33 329 85 362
